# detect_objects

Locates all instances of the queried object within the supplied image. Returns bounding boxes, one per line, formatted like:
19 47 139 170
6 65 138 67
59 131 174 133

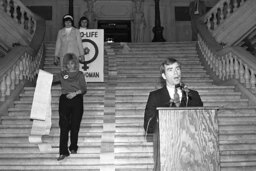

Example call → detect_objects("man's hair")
160 57 180 74
63 53 79 71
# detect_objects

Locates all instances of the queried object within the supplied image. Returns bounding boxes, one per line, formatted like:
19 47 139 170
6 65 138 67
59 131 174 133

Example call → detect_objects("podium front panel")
157 108 219 171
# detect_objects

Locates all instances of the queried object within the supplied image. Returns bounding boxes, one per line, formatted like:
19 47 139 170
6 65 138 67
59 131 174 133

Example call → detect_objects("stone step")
12 103 104 109
15 97 104 103
0 143 100 153
117 73 210 78
114 99 249 109
1 114 103 120
117 69 207 75
0 165 101 170
1 118 103 125
0 124 102 131
7 108 103 116
115 91 239 96
115 78 213 83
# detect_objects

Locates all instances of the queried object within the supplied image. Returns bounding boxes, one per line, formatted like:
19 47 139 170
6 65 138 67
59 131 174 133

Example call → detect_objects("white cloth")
29 70 53 143
65 27 72 35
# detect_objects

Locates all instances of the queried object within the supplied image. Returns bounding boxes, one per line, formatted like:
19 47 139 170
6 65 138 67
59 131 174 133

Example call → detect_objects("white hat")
63 14 73 21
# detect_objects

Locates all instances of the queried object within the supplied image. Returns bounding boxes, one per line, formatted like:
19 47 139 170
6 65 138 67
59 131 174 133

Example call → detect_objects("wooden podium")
154 107 220 171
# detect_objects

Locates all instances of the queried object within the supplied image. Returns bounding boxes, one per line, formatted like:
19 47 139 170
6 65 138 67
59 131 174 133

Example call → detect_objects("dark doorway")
98 20 131 42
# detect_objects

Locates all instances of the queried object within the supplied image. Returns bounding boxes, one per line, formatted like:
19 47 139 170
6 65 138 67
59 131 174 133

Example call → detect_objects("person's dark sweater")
53 70 87 95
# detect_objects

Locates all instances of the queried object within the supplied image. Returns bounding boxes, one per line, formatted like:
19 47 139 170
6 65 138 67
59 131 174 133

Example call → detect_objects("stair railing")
204 0 246 32
0 45 44 102
0 0 36 41
196 16 256 94
0 0 45 107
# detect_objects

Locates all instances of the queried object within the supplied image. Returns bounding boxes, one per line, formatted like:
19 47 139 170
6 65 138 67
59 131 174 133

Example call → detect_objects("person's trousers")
58 94 83 155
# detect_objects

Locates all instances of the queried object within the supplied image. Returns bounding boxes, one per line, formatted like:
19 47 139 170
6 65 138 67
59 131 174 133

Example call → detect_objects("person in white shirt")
54 14 85 70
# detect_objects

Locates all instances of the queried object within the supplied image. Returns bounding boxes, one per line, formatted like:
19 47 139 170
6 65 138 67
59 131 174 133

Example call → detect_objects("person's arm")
76 29 85 62
144 92 158 134
78 72 87 95
188 90 203 107
54 30 61 64
66 72 87 99
52 73 61 84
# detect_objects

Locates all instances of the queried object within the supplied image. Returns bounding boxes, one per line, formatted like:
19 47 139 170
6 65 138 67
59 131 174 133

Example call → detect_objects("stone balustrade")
198 34 256 93
204 0 246 32
0 44 44 102
0 0 36 40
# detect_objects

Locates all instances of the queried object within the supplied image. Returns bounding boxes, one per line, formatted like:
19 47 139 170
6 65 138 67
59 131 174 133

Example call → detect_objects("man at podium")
144 57 203 134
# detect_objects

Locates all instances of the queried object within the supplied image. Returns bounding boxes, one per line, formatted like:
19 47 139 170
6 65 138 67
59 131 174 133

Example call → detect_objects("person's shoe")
57 154 68 161
70 150 77 154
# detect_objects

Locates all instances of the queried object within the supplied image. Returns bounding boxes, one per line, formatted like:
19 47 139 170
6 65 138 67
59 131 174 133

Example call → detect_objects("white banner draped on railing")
29 70 52 148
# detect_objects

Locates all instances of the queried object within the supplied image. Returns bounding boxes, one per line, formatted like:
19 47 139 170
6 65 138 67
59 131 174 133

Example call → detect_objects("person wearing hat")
54 14 85 70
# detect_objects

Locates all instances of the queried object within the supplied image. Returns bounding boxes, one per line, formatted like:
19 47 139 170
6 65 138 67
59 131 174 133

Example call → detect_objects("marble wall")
20 0 218 42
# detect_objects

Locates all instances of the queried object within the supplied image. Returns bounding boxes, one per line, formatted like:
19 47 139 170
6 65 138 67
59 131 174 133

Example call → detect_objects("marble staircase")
0 41 255 170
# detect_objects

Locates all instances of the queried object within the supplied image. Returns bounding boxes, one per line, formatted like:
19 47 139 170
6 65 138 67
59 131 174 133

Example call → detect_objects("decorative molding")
95 1 133 20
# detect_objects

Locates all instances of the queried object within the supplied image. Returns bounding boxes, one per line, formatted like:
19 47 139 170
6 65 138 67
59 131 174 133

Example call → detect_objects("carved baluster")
218 59 222 79
24 55 29 79
15 64 20 85
28 55 32 80
0 0 4 10
23 12 28 30
234 57 239 79
213 12 218 30
22 57 27 79
222 57 226 80
19 60 24 80
233 0 238 11
20 8 24 26
206 17 211 30
215 57 219 76
226 0 231 18
30 17 35 34
212 56 216 72
250 69 256 92
225 54 230 79
229 53 234 78
239 60 245 83
12 0 17 22
10 66 15 90
219 4 224 24
209 52 213 69
0 75 7 101
27 16 32 33
5 71 11 96
6 0 10 16
244 64 250 88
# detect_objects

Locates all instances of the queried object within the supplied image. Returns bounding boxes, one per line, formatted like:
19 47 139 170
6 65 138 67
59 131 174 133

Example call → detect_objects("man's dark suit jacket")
144 85 203 133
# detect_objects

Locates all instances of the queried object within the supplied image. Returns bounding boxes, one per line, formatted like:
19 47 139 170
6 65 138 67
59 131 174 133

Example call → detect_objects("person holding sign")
52 53 87 161
54 14 85 70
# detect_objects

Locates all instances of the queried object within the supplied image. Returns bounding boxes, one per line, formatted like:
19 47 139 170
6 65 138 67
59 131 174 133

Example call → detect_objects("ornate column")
84 0 96 29
69 0 74 16
152 0 165 42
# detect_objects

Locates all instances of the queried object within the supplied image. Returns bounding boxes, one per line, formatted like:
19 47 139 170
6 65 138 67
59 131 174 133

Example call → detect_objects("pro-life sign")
79 29 104 82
